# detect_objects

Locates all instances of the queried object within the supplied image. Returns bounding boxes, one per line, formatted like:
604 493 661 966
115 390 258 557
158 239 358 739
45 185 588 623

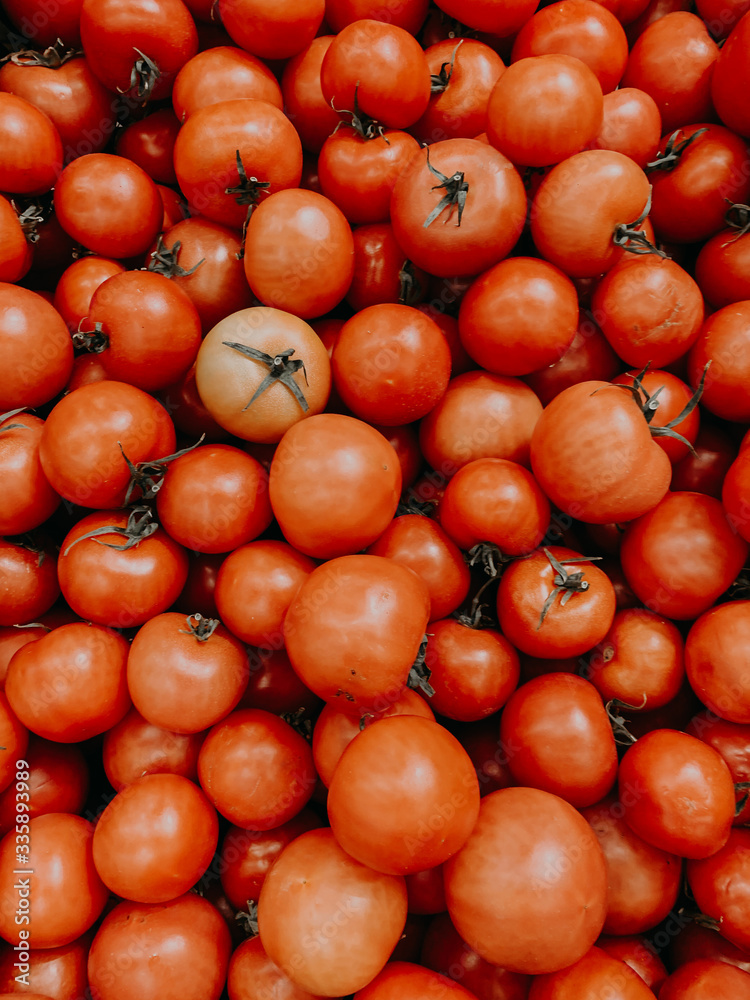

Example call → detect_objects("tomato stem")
146 235 205 278
722 200 750 245
178 612 220 642
611 362 710 455
222 342 310 412
63 506 159 555
118 46 161 103
72 320 109 354
234 900 259 937
407 635 435 697
1 38 82 67
398 259 423 305
330 83 388 142
430 40 463 94
611 187 667 259
537 548 601 629
735 782 750 816
645 127 709 173
119 434 206 505
0 407 29 432
604 698 639 746
280 707 313 741
422 147 469 228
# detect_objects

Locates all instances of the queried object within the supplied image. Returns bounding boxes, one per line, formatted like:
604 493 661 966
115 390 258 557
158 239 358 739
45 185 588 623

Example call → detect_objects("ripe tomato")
102 707 204 791
433 0 539 36
444 786 608 974
687 828 750 953
685 602 750 724
619 492 748 620
694 225 750 309
0 195 32 284
586 86 661 168
659 959 750 1000
281 36 341 154
619 728 736 858
0 538 60 627
528 945 658 999
53 256 126 332
497 546 617 658
610 368 701 464
0 736 88 835
6 621 130 742
332 303 451 425
390 139 526 277
597 937 668 995
0 813 108 948
269 414 402 558
87 894 231 1000
688 302 750 423
0 92 62 195
243 189 355 318
172 45 283 121
710 10 750 136
284 554 430 710
227 934 327 1000
0 933 90 1000
345 223 428 313
218 0 324 60
0 283 73 410
672 424 736 497
0 695 28 795
328 715 480 875
687 710 750 826
0 413 61 536
356 962 479 1000
257 828 408 996
197 708 316 829
195 307 331 443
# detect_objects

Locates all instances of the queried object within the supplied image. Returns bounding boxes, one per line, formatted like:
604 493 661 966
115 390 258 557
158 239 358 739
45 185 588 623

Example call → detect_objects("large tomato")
684 602 750 724
172 46 283 120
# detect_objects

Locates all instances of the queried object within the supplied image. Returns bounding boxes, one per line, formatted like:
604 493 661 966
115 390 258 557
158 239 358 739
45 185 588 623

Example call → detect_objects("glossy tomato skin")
684 602 750 724
527 945 658 999
58 510 189 628
687 710 750 825
530 380 672 524
281 36 340 154
0 194 32 284
53 255 126 332
581 792 682 935
0 92 63 195
586 87 662 168
283 554 431 711
172 45 283 120
597 936 668 995
327 715 480 875
688 302 750 423
618 729 736 859
444 786 608 975
195 307 331 444
0 413 61 536
0 539 60 627
197 708 316 829
5 621 130 742
695 228 750 309
497 546 617 659
0 932 90 999
269 414 402 559
0 736 88 836
619 492 749 620
227 934 328 1000
687 829 750 954
0 283 73 410
711 11 750 137
659 959 750 1000
355 962 479 1000
87 893 232 1000
217 0 324 60
102 707 204 791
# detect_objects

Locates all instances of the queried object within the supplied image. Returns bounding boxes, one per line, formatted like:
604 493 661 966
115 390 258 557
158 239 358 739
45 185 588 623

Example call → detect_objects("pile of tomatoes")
3 0 750 997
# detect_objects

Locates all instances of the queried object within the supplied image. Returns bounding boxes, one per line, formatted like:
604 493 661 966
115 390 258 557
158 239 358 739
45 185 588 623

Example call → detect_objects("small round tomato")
687 828 750 954
0 92 62 195
173 46 283 120
102 707 204 791
0 413 61 536
0 538 60 627
685 602 750 724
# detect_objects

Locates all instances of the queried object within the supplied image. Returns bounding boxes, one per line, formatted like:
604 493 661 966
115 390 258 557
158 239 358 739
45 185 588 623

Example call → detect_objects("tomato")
695 225 750 309
257 828 408 996
227 934 327 1000
619 492 748 620
0 933 90 1000
84 269 202 391
39 380 176 509
586 608 685 711
58 508 189 628
332 303 451 425
269 414 402 558
5 621 130 742
0 694 27 796
586 87 661 168
610 368 701 464
619 728 735 858
659 959 750 999
53 256 126 332
218 0 324 60
459 256 578 376
239 647 322 718
669 918 750 975
102 707 204 791
356 962 479 1000
147 217 253 334
497 546 617 658
328 714 479 875
581 792 682 935
0 538 60 627
419 370 543 477
365 514 470 622
421 618 520 722
527 946 658 999
688 302 750 423
79 0 198 102
87 894 231 1000
672 423 736 497
173 99 303 228
590 256 704 368
0 813 108 948
198 708 316 829
172 45 283 121
710 11 750 137
687 710 750 826
114 107 179 185
433 0 539 36
390 138 526 277
684 602 750 724
487 54 603 168
500 673 618 806
0 283 73 410
444 786 608 974
325 0 428 33
512 0 629 93
0 195 32 284
687 828 750 953
126 612 248 733
311 688 434 787
281 36 341 154
195 307 331 443
283 554 430 711
0 413 61 536
0 92 62 195
597 937 668 995
530 380 673 524
92 772 217 903
243 189 355 319
530 150 653 278
648 124 750 245
345 223 428 313
0 735 87 836
438 457 550 555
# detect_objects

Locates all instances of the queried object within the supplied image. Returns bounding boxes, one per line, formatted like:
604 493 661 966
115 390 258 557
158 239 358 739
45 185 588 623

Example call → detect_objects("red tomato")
711 11 750 136
687 828 750 954
328 715 480 875
172 46 283 120
269 414 402 558
53 256 126 332
0 195 32 283
0 933 90 1000
618 728 736 858
102 707 204 791
5 621 130 742
0 813 108 947
671 423 736 497
0 694 28 795
197 709 316 829
688 302 750 423
0 413 60 536
444 786 608 974
511 0 629 93
433 0 539 36
0 538 60 627
115 107 181 184
227 934 327 1000
281 36 341 154
218 0 324 60
0 283 73 410
325 0 429 33
0 736 87 836
586 87 662 168
694 225 750 309
243 189 355 319
610 368 701 464
684 602 750 724
0 92 62 195
345 223 428 313
92 773 218 903
659 959 750 1000
87 894 231 1000
356 962 479 1000
597 936 668 995
619 492 748 620
257 828 408 996
687 710 750 826
527 945 658 999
